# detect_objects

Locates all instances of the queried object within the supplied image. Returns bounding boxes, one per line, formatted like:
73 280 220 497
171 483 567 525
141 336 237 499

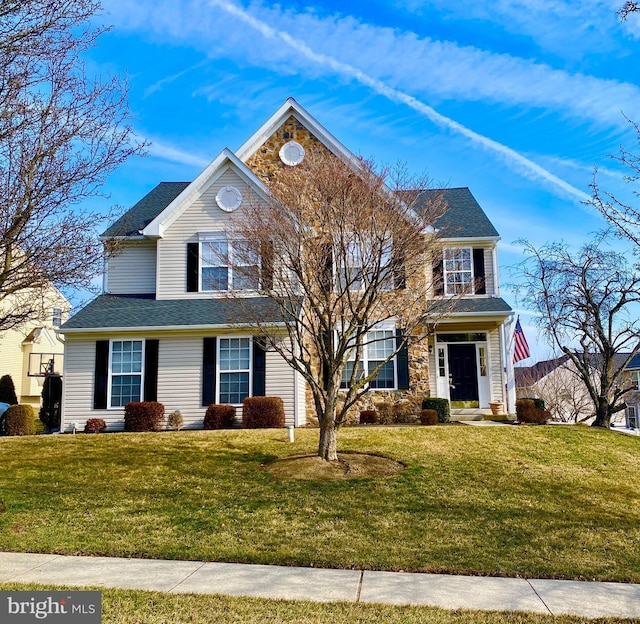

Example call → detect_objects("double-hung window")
218 337 251 404
200 236 259 292
109 339 144 407
341 325 397 390
443 247 473 295
337 238 394 291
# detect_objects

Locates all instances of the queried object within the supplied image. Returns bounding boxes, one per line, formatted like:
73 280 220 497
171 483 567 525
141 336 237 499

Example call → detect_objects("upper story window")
52 307 63 327
632 370 640 390
189 236 260 293
335 238 395 292
437 247 486 296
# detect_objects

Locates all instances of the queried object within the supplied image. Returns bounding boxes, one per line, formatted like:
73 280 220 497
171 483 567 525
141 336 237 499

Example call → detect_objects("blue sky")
82 0 640 362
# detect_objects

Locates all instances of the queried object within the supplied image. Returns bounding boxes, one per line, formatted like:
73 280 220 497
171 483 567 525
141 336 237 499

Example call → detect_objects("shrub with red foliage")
124 402 164 432
242 396 285 429
420 409 439 426
516 399 550 424
84 418 106 433
204 404 236 430
359 409 378 425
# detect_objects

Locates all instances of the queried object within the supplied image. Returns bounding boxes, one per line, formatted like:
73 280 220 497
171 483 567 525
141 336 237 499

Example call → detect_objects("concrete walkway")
2 552 640 618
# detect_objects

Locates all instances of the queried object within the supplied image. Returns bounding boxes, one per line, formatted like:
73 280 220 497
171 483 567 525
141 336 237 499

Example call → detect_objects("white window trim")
215 335 253 406
107 338 145 409
341 322 398 391
336 237 394 292
198 233 260 293
443 247 475 296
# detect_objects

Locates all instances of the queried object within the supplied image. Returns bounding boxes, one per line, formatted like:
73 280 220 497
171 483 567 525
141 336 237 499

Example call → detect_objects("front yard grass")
1 425 639 582
1 583 635 624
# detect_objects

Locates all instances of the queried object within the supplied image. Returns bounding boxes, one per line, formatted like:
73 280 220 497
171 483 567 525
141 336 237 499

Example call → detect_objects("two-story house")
60 98 514 431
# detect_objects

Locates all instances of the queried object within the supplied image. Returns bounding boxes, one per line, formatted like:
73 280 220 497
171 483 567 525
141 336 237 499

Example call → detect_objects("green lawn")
0 583 635 624
1 426 639 582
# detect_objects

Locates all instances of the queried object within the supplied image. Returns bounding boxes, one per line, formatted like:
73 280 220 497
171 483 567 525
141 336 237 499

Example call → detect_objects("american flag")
513 318 530 363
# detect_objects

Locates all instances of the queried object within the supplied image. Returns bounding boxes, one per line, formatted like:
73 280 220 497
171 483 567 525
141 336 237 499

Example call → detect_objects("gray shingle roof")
429 297 512 315
61 295 290 331
102 183 190 237
103 184 498 240
418 187 499 239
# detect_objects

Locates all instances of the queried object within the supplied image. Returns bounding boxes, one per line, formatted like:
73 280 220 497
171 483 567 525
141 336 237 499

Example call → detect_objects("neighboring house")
0 286 68 408
623 354 640 429
516 354 631 424
60 98 514 431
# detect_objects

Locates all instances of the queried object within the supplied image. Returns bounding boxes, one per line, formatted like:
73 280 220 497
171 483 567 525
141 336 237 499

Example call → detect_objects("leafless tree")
232 151 451 460
0 1 144 331
618 1 639 20
513 233 640 428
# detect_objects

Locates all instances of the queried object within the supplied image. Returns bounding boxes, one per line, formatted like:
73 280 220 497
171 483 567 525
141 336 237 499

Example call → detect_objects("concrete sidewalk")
1 552 640 618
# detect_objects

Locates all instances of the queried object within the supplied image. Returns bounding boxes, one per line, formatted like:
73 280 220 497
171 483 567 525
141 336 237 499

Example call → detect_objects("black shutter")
396 329 410 390
93 340 109 410
202 337 217 406
473 248 486 295
260 241 274 291
252 337 266 396
144 340 159 402
187 242 199 292
433 250 444 296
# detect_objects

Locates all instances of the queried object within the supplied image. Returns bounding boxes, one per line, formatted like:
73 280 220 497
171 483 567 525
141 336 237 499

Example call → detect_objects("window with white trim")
52 307 62 327
200 236 259 291
341 326 397 390
632 371 640 390
109 340 143 407
218 337 251 404
443 247 473 295
337 238 394 291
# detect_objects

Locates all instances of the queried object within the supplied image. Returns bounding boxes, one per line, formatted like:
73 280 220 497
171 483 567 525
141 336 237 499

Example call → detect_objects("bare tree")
514 233 640 428
0 0 144 331
618 1 639 20
232 151 450 460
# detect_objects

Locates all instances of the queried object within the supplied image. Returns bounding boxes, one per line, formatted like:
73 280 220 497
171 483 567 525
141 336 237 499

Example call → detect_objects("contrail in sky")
210 0 592 205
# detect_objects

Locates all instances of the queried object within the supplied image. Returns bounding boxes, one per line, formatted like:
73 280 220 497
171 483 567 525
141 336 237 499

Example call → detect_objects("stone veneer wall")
304 332 433 426
244 116 330 182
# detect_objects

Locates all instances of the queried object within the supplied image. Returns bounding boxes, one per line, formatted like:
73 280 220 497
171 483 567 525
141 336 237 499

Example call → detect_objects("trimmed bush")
84 418 106 433
204 404 236 430
124 401 165 432
3 404 36 436
359 409 378 425
0 374 18 405
516 399 550 424
420 409 439 426
167 410 184 431
242 396 285 429
422 398 451 423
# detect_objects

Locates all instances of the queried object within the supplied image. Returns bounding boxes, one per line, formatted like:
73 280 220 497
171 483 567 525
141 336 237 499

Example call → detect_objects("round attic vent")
215 186 243 212
279 141 305 166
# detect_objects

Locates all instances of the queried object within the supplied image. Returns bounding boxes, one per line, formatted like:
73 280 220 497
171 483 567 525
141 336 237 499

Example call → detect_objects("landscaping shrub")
420 409 439 426
392 402 418 424
0 374 18 405
84 418 106 433
3 404 36 436
39 375 63 431
167 410 184 431
242 397 285 429
124 402 165 432
359 409 378 425
422 398 450 423
516 398 550 424
204 404 236 429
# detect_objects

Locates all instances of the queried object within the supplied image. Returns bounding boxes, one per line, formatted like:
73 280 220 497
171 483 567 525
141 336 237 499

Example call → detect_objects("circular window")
215 186 243 212
279 141 305 166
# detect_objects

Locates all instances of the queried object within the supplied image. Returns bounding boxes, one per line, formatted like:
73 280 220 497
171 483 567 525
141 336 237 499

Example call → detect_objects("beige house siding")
488 327 504 402
157 168 263 300
107 241 157 295
61 331 300 432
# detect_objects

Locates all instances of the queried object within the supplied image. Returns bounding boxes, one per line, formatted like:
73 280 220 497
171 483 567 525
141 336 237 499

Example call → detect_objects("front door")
448 344 479 407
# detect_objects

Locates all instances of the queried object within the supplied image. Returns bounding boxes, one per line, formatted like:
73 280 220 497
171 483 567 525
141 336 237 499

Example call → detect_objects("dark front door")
448 344 479 405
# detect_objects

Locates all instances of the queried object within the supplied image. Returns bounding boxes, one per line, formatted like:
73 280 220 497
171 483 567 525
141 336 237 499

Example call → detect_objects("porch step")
450 409 516 422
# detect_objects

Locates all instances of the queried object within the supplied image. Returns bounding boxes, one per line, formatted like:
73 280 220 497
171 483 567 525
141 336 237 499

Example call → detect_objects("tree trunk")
318 423 338 461
592 397 610 428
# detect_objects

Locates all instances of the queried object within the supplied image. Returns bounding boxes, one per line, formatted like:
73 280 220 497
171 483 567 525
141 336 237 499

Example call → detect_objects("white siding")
157 168 264 300
107 241 157 295
61 332 302 432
